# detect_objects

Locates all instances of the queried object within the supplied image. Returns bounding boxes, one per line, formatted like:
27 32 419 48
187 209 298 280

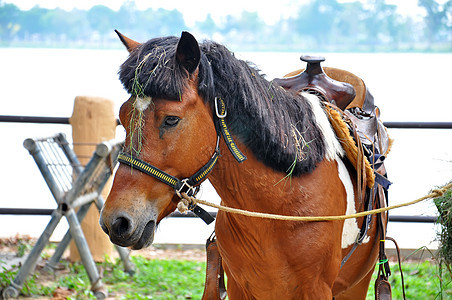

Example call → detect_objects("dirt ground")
0 235 206 263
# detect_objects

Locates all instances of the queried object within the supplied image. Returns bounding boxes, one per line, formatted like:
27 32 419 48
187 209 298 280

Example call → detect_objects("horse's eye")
163 116 180 127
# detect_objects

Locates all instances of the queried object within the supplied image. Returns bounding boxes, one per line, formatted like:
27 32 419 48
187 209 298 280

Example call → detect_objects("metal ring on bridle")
215 97 227 118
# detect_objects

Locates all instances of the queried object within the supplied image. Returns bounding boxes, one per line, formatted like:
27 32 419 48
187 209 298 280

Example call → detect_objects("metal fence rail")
383 122 452 129
0 115 120 125
0 208 54 215
388 215 437 223
0 115 70 124
2 115 451 129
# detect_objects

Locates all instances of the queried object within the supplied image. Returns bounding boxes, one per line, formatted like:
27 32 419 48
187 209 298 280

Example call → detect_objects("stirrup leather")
202 233 227 300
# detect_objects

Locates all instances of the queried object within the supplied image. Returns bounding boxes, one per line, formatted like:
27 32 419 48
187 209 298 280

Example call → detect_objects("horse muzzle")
100 210 157 250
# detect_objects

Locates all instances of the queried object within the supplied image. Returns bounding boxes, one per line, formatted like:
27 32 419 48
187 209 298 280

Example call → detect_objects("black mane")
119 36 326 176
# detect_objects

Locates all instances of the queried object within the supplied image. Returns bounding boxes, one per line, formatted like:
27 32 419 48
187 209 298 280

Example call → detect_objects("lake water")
0 48 451 250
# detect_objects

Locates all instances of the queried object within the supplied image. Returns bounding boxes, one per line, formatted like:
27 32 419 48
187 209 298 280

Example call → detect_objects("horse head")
100 31 218 249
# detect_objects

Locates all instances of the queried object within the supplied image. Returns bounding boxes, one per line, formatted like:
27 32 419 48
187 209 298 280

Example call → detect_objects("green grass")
366 260 451 299
1 250 451 299
103 256 206 299
1 255 206 299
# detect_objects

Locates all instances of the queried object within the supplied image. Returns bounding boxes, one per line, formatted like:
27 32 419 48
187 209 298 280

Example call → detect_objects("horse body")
212 153 346 298
100 31 382 299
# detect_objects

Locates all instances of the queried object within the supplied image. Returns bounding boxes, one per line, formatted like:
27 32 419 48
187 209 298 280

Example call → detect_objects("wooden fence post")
69 96 116 262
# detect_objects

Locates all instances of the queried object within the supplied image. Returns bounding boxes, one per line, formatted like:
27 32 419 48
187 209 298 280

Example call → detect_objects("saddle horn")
275 55 356 110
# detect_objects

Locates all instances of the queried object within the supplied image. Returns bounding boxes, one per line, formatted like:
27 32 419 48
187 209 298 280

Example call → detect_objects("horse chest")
215 210 343 297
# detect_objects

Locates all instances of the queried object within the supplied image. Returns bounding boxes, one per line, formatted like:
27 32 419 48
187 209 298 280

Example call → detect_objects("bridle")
117 97 246 224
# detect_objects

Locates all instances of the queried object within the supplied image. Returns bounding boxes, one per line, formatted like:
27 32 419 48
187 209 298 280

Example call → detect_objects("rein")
117 97 246 224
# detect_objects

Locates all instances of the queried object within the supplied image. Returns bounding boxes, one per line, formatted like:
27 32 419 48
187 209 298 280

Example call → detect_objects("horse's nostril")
100 222 110 235
111 216 132 238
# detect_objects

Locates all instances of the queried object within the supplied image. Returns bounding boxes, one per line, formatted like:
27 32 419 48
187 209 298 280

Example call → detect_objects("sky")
3 0 428 26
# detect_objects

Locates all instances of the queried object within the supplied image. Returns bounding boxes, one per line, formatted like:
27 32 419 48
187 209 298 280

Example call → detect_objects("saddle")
275 55 392 189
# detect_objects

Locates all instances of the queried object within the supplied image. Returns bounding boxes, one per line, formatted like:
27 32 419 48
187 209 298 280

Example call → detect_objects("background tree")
293 0 341 48
0 0 449 51
418 0 451 47
0 1 20 40
87 5 116 36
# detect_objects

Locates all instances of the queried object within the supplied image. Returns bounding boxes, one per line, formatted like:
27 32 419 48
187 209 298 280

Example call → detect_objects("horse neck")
209 139 311 214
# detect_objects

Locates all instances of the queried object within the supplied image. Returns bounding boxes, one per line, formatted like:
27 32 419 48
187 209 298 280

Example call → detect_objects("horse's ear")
115 29 141 53
176 31 201 74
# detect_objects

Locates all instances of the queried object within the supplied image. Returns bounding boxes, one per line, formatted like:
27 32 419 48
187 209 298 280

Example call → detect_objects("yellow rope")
178 182 452 222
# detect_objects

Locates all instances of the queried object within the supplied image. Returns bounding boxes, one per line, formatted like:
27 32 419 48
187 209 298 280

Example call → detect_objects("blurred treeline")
0 0 450 51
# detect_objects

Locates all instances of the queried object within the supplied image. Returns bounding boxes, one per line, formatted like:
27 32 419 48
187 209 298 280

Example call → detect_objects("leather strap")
385 236 406 300
375 186 393 300
118 149 220 193
202 234 227 300
214 97 247 163
375 274 392 300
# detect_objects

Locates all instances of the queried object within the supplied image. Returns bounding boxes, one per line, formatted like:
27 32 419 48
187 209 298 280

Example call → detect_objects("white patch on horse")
336 157 365 248
301 92 362 247
301 92 344 161
135 96 152 112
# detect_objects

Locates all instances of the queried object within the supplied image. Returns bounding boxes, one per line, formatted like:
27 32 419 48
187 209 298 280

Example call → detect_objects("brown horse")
100 31 385 299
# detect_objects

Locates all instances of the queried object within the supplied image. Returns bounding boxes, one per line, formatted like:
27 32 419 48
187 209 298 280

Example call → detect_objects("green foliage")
0 255 206 299
107 256 206 299
16 238 32 258
0 0 450 51
0 262 14 287
0 262 54 297
434 183 452 271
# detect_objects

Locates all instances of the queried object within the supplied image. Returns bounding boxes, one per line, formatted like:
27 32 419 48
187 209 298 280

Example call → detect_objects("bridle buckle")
178 178 200 198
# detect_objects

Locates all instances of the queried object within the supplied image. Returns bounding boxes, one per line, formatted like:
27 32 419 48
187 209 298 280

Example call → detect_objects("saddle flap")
344 108 378 146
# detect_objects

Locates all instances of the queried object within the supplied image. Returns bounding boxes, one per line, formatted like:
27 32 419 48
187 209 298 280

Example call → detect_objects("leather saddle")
274 55 391 159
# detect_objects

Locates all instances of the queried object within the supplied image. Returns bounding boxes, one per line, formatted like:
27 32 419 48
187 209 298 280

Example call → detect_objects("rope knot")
176 191 198 214
177 199 189 214
431 188 446 198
